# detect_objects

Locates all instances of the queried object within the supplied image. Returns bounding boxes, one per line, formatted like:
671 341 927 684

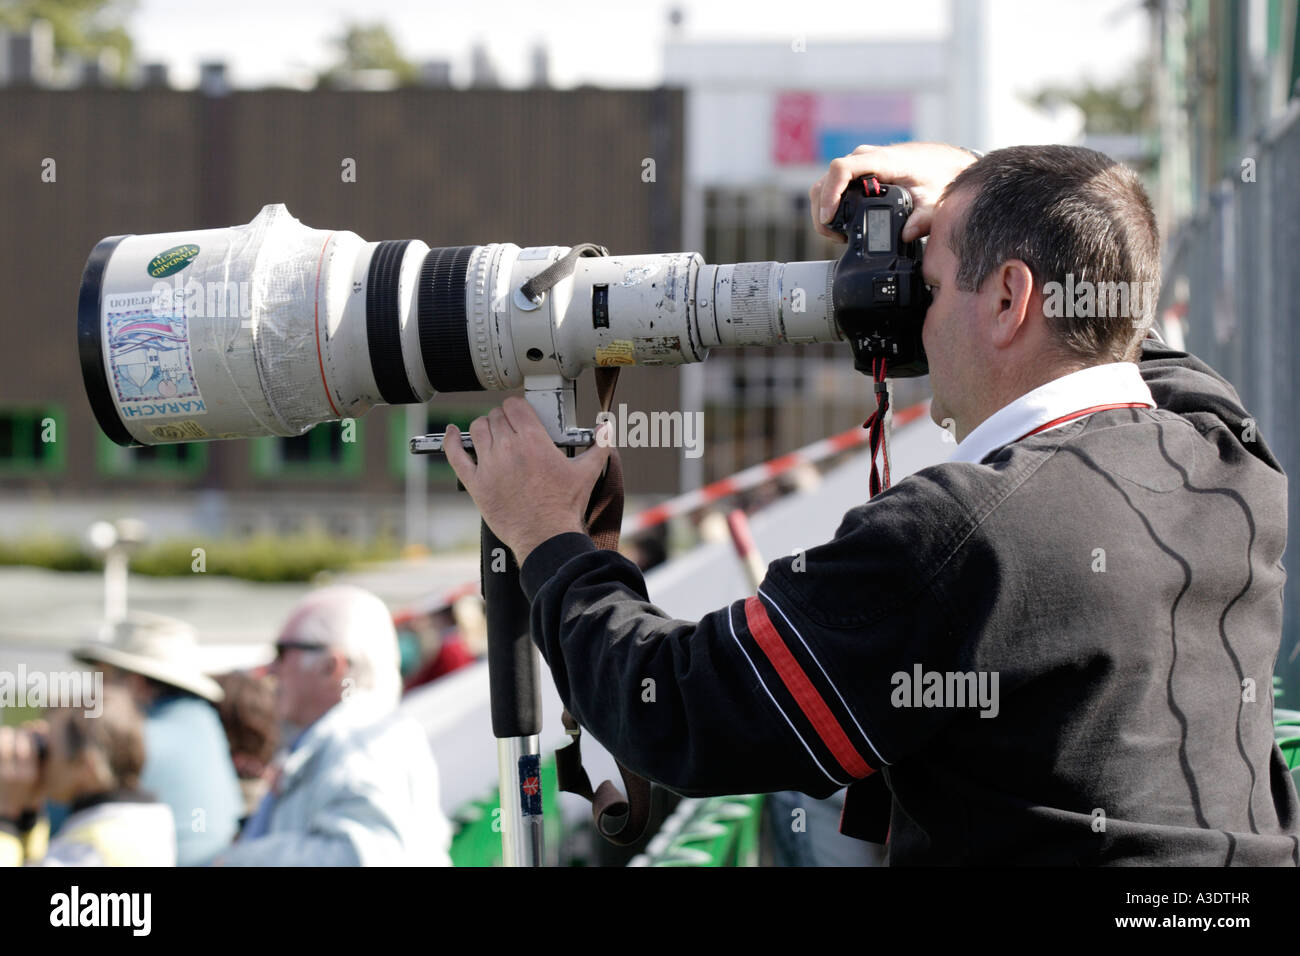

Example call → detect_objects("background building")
664 19 991 488
0 82 686 546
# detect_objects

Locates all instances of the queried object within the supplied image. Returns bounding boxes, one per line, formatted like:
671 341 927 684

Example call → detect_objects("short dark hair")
941 145 1161 364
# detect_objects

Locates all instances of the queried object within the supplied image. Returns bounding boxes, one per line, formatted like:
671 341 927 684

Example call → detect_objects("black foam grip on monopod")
481 520 541 739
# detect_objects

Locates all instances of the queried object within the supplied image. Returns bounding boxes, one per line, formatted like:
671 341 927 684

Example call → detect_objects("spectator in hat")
73 612 243 867
215 585 452 866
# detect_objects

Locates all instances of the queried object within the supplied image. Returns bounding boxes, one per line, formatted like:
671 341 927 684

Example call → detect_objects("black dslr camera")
829 176 931 377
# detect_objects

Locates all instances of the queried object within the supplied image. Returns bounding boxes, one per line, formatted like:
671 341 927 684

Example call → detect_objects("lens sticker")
104 293 206 418
147 420 208 442
596 338 635 367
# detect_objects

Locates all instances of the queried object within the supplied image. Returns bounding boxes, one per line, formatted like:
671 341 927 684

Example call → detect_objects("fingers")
442 423 476 487
811 188 847 244
468 415 493 456
901 206 935 243
11 730 34 775
813 147 889 243
500 395 548 440
817 154 860 226
487 405 515 438
808 177 824 230
0 726 39 794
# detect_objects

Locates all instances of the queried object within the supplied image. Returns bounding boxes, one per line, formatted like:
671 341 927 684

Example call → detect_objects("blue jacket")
142 693 243 867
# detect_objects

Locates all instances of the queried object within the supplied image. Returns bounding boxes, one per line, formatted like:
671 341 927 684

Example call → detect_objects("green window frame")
0 405 67 476
389 406 491 482
251 419 364 478
96 431 209 478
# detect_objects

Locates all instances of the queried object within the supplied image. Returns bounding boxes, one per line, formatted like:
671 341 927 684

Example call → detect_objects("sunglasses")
273 640 330 661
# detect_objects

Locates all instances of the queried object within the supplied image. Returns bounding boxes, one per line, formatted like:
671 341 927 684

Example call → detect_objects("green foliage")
0 533 401 582
0 534 96 571
1027 62 1154 136
317 21 417 87
0 0 136 66
0 705 44 727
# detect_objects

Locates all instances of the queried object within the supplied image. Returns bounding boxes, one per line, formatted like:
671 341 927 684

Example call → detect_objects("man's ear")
989 259 1036 349
322 650 346 679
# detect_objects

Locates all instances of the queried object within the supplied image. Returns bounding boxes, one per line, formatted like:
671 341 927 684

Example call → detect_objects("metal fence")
1161 97 1300 698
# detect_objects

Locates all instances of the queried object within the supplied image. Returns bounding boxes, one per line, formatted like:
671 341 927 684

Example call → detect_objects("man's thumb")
579 425 614 482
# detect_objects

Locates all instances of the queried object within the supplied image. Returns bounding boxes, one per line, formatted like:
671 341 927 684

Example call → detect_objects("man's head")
42 685 146 804
920 145 1160 441
270 585 401 730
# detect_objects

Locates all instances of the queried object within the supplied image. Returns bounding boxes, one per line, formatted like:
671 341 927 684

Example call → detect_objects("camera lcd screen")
867 208 892 254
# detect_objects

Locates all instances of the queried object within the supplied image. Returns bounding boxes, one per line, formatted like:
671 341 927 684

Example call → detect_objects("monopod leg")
481 520 545 867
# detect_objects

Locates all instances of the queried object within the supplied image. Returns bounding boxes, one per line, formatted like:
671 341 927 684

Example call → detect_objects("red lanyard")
1013 402 1149 444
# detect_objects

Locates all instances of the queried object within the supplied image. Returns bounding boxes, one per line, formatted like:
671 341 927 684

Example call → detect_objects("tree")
317 22 417 88
1027 63 1154 136
0 0 136 70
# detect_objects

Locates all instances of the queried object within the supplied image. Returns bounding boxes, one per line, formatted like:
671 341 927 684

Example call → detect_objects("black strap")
519 243 609 304
553 363 655 846
861 357 892 497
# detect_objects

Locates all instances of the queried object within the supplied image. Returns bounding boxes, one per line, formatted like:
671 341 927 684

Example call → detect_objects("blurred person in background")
0 685 175 866
216 585 452 866
402 590 485 693
400 609 467 692
72 612 243 867
213 671 279 821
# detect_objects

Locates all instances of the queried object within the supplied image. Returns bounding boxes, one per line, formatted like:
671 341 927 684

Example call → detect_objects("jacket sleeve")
520 500 963 800
1136 336 1282 469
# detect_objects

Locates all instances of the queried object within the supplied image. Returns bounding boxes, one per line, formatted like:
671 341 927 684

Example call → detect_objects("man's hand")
809 142 979 244
0 724 44 819
444 397 613 566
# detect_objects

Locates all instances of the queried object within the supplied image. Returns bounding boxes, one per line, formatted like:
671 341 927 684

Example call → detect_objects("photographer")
0 686 175 866
445 142 1299 864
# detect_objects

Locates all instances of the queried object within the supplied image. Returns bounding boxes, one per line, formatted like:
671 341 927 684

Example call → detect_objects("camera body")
829 177 931 377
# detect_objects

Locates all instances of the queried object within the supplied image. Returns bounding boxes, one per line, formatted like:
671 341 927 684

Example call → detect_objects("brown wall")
0 86 686 501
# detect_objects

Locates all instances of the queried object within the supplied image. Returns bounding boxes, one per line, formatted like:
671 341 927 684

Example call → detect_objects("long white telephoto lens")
78 203 840 446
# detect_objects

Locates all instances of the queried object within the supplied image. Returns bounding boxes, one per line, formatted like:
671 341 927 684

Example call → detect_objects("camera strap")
861 357 893 497
552 364 655 846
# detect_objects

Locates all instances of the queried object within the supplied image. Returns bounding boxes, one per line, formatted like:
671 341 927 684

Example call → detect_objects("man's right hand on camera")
810 142 978 244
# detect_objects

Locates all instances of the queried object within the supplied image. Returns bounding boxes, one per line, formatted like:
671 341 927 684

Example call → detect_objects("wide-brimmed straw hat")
73 611 225 703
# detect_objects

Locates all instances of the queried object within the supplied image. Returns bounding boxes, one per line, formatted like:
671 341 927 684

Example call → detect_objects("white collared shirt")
949 361 1156 465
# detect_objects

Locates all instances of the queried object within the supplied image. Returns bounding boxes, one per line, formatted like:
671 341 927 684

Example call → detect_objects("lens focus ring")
418 245 480 394
366 239 419 406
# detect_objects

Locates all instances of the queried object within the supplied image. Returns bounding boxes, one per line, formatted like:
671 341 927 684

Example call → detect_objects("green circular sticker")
147 244 201 278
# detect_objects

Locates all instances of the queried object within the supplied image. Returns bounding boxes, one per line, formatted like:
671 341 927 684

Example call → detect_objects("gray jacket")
218 694 452 866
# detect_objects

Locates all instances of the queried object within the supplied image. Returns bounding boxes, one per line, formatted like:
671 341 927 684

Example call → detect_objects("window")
96 433 208 478
251 420 363 478
0 406 66 475
389 405 493 483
